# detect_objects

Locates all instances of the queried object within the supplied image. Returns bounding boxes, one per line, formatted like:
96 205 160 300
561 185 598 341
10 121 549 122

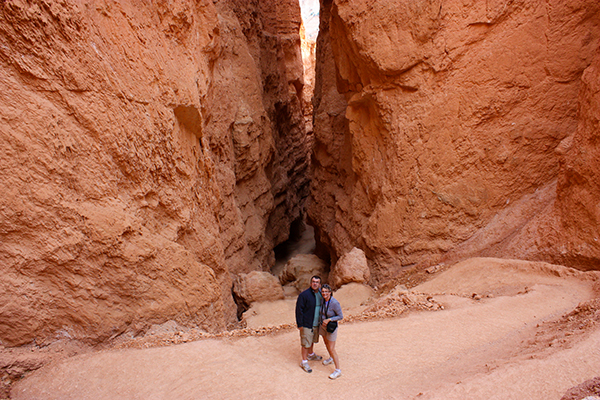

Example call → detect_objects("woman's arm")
329 298 343 321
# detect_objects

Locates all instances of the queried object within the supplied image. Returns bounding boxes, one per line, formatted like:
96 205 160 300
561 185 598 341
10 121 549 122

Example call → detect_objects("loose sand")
9 258 600 400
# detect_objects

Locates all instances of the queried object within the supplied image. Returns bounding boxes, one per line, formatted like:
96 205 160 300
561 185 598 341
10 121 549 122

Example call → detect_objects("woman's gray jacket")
321 297 343 322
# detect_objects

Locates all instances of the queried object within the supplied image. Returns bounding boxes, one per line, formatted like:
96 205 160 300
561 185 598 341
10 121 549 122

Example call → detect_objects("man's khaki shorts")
300 327 319 348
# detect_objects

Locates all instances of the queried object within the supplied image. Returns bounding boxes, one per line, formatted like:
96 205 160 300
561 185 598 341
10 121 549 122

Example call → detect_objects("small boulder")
279 254 328 292
330 247 370 288
232 271 284 309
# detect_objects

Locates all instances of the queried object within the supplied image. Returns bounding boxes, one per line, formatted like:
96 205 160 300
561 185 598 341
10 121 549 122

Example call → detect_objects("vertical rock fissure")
266 0 320 274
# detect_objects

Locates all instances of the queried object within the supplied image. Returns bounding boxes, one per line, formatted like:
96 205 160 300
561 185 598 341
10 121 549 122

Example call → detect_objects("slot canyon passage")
2 0 600 399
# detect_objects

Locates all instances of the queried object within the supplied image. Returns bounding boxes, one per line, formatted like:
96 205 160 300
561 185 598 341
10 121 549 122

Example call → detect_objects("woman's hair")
321 284 332 292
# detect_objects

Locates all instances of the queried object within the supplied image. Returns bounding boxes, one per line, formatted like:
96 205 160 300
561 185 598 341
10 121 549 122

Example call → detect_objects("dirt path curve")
11 258 600 400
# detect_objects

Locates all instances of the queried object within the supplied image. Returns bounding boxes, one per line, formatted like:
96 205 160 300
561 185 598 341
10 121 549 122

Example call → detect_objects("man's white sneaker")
300 361 312 373
329 369 342 380
323 357 333 365
307 353 323 361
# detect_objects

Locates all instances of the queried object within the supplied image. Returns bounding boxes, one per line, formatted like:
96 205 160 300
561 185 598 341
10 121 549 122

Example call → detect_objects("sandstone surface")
3 0 600 353
309 0 600 282
0 0 310 346
300 18 317 135
232 270 284 313
279 253 328 292
554 49 600 268
330 246 370 288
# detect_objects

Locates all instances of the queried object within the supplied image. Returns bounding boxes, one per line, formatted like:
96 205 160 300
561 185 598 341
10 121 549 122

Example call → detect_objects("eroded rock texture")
0 0 309 346
554 49 600 267
309 0 600 283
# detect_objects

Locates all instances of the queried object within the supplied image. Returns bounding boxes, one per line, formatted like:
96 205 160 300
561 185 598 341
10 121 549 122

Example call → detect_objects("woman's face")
322 289 331 300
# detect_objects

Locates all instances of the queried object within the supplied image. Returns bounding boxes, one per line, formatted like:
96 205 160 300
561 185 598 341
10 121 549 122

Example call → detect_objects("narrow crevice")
272 217 317 276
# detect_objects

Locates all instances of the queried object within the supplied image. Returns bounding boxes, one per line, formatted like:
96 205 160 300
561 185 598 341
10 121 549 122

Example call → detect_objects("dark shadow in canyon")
272 217 317 277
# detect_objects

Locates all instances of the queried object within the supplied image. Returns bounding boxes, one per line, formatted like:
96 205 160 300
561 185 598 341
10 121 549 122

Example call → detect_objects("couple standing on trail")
295 275 343 379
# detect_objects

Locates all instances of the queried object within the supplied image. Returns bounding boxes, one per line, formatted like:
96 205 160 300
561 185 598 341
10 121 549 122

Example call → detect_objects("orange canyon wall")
2 0 600 347
0 0 309 346
309 0 600 283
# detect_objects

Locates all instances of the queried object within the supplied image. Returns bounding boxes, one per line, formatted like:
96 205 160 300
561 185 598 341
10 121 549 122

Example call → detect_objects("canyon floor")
6 257 600 400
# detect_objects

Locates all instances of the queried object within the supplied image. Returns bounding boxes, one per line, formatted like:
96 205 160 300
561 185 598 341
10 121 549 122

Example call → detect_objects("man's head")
310 275 321 292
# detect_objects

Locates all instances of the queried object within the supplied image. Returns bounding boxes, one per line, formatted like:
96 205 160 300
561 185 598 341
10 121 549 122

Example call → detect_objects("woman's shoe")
329 369 342 379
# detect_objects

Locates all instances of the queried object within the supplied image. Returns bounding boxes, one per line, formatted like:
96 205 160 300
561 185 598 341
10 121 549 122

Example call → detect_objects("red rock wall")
0 0 309 346
309 0 600 281
554 49 600 268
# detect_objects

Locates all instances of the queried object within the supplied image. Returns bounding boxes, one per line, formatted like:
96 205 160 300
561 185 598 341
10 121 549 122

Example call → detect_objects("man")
295 275 323 373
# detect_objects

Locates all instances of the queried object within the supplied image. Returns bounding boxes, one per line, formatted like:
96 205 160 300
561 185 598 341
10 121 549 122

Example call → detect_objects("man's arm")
295 292 305 328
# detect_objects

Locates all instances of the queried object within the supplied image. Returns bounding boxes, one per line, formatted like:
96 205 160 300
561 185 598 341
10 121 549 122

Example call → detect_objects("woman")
319 284 343 379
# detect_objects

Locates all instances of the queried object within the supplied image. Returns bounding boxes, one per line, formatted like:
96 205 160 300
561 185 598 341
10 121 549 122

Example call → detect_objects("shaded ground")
561 377 600 400
6 258 600 400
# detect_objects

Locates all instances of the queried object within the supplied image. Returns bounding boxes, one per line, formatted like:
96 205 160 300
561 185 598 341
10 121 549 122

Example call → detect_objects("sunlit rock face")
309 0 600 282
300 18 317 136
0 0 309 346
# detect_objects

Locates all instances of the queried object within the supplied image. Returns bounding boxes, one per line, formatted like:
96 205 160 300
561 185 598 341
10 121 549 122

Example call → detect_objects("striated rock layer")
309 0 600 283
0 0 310 346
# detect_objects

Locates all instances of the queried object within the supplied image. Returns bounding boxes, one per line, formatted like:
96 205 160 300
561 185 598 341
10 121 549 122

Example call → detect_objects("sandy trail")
11 258 600 400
